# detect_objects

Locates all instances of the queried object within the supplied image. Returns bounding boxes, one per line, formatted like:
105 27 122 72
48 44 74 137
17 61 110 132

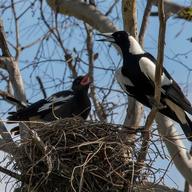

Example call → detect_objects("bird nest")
12 118 176 192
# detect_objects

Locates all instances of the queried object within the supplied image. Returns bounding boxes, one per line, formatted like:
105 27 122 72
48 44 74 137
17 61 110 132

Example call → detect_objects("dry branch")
85 23 107 121
46 0 117 33
0 20 26 104
139 0 153 47
152 0 191 18
156 114 192 185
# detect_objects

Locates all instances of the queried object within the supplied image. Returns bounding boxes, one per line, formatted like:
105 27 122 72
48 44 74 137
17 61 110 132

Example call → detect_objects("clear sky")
0 0 192 191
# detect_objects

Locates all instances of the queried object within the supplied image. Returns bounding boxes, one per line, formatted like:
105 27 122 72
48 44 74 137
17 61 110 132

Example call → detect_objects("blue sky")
0 0 192 191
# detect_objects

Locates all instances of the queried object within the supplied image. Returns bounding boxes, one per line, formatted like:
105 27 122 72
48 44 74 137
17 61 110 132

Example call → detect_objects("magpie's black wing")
8 90 75 121
37 90 74 113
8 99 48 121
143 52 192 114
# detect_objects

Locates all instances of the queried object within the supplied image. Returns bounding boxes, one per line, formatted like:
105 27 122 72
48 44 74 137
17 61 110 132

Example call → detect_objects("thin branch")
40 0 77 78
36 76 47 99
0 20 11 57
0 165 22 181
21 31 51 50
0 121 13 143
105 0 119 16
11 0 20 61
152 0 191 17
0 20 26 104
0 90 27 107
0 120 19 156
84 23 107 121
139 0 153 47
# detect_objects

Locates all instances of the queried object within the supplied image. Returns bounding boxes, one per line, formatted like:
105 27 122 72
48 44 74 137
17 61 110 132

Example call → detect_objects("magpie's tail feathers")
10 126 20 135
7 112 20 123
8 111 16 115
180 115 192 141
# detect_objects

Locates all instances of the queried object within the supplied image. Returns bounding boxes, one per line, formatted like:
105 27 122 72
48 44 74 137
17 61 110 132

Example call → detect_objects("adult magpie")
98 31 192 141
8 74 91 134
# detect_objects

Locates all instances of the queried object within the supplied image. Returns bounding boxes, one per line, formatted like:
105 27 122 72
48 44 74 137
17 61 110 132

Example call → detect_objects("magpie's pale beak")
96 33 115 43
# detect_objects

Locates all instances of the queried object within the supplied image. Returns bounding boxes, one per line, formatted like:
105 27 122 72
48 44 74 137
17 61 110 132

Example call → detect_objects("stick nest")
12 118 176 192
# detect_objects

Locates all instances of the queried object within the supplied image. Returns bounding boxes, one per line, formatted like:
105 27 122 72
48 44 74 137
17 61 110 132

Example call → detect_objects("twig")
0 119 20 157
84 23 107 121
39 0 77 78
152 0 191 18
0 19 27 104
36 76 47 98
0 165 22 181
0 90 27 107
139 0 153 47
105 0 119 16
11 0 20 60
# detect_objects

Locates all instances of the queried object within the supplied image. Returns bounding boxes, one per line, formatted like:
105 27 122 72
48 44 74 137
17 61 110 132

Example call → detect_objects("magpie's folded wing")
139 53 192 114
37 90 74 113
139 56 172 88
8 90 75 121
162 80 192 115
8 99 48 120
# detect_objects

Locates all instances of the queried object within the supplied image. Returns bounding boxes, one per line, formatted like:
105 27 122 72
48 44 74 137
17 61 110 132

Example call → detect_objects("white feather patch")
128 36 145 54
165 99 187 124
139 57 172 86
38 95 73 112
115 68 134 93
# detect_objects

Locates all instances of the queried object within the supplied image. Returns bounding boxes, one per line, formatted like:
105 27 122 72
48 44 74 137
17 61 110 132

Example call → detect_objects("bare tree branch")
0 165 22 181
36 76 47 99
11 0 21 60
0 120 19 156
156 113 192 185
139 0 153 47
0 20 26 104
0 90 27 107
46 0 117 33
152 0 191 18
85 23 107 121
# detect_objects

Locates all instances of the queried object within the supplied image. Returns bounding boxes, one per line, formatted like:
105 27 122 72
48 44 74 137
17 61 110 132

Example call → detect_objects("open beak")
96 33 115 43
81 74 91 86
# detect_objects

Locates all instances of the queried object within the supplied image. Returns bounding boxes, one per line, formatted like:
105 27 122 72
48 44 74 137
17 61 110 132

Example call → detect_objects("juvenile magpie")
8 74 91 134
98 31 192 141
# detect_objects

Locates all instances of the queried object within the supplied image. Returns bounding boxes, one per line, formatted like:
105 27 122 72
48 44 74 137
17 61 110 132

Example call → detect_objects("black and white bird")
98 31 192 141
8 74 91 134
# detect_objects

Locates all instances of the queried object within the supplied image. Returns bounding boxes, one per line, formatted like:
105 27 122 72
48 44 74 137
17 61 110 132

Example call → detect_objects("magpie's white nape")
98 30 192 141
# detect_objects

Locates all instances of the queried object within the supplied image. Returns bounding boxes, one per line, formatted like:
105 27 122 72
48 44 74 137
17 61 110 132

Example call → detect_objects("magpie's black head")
72 74 91 92
97 31 129 46
112 31 129 46
97 31 144 55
